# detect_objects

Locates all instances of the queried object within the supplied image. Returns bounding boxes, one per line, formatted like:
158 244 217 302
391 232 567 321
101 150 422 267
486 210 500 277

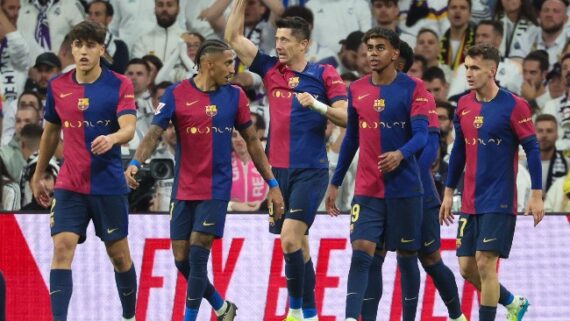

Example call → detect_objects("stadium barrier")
0 213 568 321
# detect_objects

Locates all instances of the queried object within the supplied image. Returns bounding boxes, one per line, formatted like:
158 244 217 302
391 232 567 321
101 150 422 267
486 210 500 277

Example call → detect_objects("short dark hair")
476 20 503 37
195 39 232 70
561 53 570 65
362 27 400 50
414 54 428 71
422 66 447 83
466 44 500 67
67 21 106 45
281 6 314 26
524 50 549 72
151 81 173 97
276 16 311 41
371 0 398 5
142 54 163 72
399 41 414 72
87 0 114 16
340 72 359 82
186 32 206 43
417 28 439 40
448 0 472 11
535 113 558 128
436 100 454 120
18 90 43 111
126 58 151 74
20 123 43 141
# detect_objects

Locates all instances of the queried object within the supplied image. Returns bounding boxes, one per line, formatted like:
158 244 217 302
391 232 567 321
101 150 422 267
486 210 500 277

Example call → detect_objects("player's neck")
475 82 500 102
194 73 219 92
75 65 102 84
286 57 308 72
371 68 397 85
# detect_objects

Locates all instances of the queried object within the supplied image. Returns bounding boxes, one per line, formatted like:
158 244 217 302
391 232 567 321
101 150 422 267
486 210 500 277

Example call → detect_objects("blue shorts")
456 213 516 259
170 199 228 240
269 168 328 235
350 196 422 251
50 189 129 243
420 202 441 255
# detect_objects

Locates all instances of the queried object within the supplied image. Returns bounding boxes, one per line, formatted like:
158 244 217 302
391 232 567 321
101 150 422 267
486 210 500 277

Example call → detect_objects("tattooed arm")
124 125 165 189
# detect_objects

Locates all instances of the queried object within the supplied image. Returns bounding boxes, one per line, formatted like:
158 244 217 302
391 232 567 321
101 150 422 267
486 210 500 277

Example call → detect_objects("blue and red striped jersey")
152 79 252 201
447 89 539 214
332 73 431 198
417 93 441 206
44 67 136 195
249 51 347 169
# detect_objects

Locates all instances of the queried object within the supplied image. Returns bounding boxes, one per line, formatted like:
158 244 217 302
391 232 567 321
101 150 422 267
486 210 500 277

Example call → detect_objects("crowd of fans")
1 0 570 213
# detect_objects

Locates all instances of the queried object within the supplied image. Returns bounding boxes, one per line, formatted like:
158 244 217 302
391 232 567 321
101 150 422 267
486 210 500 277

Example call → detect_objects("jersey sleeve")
510 97 535 142
235 87 253 130
331 88 359 186
410 79 430 121
117 77 137 117
322 64 347 104
249 51 278 79
43 81 61 124
151 85 176 129
426 93 440 133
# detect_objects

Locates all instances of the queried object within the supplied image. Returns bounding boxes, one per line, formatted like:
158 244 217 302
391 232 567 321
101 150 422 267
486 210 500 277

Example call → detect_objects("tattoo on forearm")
134 125 164 162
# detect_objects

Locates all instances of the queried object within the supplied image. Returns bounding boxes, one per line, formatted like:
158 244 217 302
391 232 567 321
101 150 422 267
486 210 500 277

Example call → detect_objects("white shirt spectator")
543 95 570 150
180 0 221 40
498 15 538 58
109 0 156 52
510 27 570 68
516 163 531 213
154 40 196 84
398 0 450 37
0 31 32 102
448 58 523 97
129 91 155 151
2 178 20 211
544 175 570 212
470 0 494 24
17 0 84 56
132 23 187 63
306 0 372 53
536 89 553 112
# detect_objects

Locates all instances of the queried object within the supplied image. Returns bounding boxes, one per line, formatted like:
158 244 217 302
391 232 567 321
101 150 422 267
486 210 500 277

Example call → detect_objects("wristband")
267 178 278 188
129 159 142 169
310 100 329 115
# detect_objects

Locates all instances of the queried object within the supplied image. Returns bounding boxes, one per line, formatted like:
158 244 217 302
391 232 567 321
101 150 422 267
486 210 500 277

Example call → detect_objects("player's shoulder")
348 75 372 93
108 69 132 85
48 69 74 88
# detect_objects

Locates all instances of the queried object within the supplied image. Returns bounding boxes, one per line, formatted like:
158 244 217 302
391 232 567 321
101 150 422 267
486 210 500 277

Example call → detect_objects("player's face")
356 42 371 75
522 60 545 88
126 64 151 95
372 1 399 26
536 120 558 152
448 0 471 28
71 39 104 73
232 130 247 154
415 32 439 62
540 0 568 34
436 106 452 134
464 55 497 91
366 37 399 74
1 0 20 26
426 78 449 101
207 50 235 86
87 2 111 27
475 25 501 48
275 28 308 64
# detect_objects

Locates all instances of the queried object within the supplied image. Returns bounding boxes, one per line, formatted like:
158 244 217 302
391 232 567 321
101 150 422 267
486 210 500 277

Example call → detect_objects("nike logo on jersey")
289 208 303 213
203 221 215 227
400 238 415 243
483 238 497 243
424 239 435 247
461 110 471 116
50 290 62 295
186 100 199 106
59 93 72 98
122 289 134 297
404 297 417 301
107 228 119 234
358 94 369 100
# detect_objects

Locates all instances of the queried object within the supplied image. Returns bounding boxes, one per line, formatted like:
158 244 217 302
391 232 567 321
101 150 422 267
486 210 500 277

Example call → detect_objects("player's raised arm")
31 121 61 207
224 0 259 67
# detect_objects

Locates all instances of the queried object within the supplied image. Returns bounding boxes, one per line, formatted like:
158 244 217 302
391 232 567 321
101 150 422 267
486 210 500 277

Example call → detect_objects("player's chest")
352 88 411 122
55 91 118 120
266 70 326 100
459 106 512 138
173 94 236 125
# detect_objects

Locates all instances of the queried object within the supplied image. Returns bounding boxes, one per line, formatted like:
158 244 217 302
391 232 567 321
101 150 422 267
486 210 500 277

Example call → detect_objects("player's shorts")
456 213 516 259
420 198 442 255
269 168 328 235
50 189 129 244
170 199 229 240
350 196 422 251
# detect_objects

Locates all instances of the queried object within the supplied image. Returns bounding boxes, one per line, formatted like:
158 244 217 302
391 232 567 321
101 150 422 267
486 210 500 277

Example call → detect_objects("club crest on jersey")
473 116 484 128
373 99 385 112
205 105 218 117
77 98 89 111
288 77 300 88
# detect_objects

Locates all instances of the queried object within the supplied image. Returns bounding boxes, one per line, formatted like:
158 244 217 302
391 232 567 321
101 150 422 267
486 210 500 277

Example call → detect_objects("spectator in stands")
24 52 61 101
543 54 570 150
132 0 186 63
142 54 164 85
228 130 269 212
17 0 84 57
0 0 31 102
448 20 523 96
396 40 414 75
86 0 129 74
436 100 455 160
407 54 427 78
534 114 569 193
493 0 539 57
371 0 416 48
149 122 176 212
17 123 42 208
400 0 449 36
57 34 75 73
151 81 173 110
0 158 18 211
521 50 552 112
153 33 197 83
439 0 476 71
306 0 371 54
21 151 59 210
510 0 570 68
355 42 371 76
250 111 266 142
0 106 40 182
182 0 225 40
182 32 205 62
108 0 155 51
546 62 565 100
2 91 42 145
544 170 570 211
470 0 495 23
414 28 453 81
125 59 154 151
422 66 450 102
337 30 363 75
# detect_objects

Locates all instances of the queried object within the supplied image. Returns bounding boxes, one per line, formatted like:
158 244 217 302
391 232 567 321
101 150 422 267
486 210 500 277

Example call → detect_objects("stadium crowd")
0 0 569 213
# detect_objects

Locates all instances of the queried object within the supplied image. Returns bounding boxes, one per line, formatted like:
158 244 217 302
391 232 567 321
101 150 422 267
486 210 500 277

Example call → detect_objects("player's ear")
392 49 400 62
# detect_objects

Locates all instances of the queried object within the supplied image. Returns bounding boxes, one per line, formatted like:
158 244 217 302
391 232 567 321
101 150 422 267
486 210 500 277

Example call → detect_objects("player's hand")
296 92 316 108
439 188 454 226
125 165 140 190
197 6 215 21
267 186 285 222
325 184 340 216
378 151 404 173
91 135 116 155
31 171 52 208
526 191 544 227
